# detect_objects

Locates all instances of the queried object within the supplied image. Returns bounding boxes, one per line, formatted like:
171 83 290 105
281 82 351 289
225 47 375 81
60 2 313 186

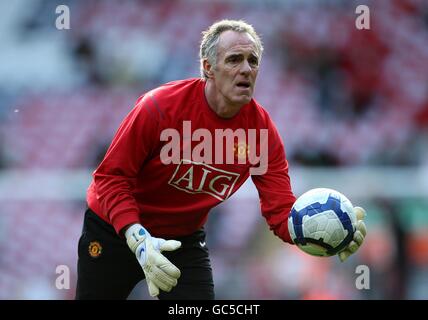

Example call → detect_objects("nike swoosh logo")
199 241 206 247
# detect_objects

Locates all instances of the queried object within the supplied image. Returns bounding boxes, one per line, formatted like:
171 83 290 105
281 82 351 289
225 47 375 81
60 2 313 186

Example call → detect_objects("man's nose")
240 60 251 74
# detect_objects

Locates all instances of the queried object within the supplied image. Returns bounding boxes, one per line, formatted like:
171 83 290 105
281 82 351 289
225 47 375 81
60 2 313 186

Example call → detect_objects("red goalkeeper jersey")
87 78 296 243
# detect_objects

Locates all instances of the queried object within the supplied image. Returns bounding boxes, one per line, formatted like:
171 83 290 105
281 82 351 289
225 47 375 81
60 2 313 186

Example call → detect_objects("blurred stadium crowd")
0 0 427 299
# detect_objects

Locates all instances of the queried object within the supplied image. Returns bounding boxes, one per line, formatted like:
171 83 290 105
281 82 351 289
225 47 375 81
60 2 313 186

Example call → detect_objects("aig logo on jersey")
168 159 240 201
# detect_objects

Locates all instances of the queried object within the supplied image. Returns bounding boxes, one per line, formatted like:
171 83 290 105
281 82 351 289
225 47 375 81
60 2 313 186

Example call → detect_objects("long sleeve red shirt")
87 78 296 243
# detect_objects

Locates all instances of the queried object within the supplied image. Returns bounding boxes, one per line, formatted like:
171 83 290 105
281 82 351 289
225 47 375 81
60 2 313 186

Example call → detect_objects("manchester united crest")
88 241 102 258
233 142 250 161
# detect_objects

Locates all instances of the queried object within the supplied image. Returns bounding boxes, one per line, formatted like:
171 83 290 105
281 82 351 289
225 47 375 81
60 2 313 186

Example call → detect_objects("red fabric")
87 78 296 242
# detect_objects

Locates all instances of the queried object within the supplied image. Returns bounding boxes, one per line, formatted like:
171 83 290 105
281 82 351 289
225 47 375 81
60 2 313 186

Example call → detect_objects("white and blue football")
288 188 357 257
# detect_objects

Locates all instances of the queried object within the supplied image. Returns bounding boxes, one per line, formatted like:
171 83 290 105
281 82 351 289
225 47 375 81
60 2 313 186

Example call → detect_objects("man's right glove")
125 224 182 297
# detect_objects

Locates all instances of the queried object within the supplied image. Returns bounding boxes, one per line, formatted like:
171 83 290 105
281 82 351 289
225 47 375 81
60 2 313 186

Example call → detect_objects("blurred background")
0 0 427 299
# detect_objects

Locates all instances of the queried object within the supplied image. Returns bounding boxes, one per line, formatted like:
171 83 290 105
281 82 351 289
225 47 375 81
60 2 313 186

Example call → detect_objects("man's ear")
203 59 214 79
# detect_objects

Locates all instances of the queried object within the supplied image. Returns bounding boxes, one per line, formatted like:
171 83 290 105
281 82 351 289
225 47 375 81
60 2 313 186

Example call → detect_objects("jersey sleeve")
92 94 161 235
251 117 296 244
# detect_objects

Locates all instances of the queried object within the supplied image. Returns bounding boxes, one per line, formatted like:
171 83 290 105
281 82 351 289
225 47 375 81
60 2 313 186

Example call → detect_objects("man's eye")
249 58 258 66
228 56 240 63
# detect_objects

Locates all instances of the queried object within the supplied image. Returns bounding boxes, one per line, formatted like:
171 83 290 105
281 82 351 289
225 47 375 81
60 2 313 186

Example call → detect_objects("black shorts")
75 208 215 300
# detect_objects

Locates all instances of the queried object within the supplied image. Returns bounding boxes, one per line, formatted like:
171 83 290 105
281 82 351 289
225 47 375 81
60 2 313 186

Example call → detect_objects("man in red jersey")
75 20 367 299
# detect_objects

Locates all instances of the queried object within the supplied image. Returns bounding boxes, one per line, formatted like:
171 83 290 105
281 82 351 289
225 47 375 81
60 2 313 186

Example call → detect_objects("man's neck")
204 80 242 119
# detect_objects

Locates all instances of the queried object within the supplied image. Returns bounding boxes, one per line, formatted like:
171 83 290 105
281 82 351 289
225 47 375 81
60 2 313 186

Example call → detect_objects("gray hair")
199 19 264 80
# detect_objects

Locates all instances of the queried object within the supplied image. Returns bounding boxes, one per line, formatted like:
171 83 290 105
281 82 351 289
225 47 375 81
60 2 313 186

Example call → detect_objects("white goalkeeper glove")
125 224 182 297
338 206 367 262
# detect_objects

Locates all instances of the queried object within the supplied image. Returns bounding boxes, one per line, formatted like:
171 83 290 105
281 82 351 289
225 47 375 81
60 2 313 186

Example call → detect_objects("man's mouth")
236 81 251 89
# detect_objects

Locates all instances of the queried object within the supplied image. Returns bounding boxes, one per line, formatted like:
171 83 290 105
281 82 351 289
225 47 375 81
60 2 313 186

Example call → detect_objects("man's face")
208 31 260 107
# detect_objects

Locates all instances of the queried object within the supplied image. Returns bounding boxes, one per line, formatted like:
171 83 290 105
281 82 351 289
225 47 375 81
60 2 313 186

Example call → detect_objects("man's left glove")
125 224 182 297
338 206 367 262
